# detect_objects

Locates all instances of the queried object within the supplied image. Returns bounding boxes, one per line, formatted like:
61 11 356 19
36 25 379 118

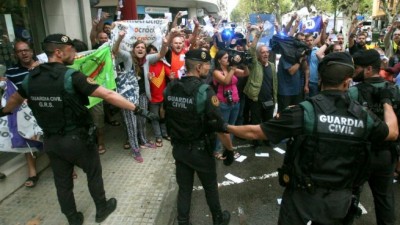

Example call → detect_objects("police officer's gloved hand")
207 112 228 133
134 106 159 121
222 149 234 166
379 88 394 106
0 107 11 117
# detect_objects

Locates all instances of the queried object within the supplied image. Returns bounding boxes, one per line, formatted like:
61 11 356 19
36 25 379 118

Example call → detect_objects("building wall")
372 0 399 19
42 0 92 43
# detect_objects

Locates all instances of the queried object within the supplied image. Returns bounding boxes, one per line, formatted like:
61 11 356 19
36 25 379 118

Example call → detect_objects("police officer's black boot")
177 217 192 225
213 210 230 225
95 198 117 223
66 211 84 225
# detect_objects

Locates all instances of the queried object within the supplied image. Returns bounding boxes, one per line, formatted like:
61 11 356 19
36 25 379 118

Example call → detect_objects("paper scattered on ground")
255 153 269 157
277 198 282 205
393 179 397 183
235 144 253 149
235 155 247 162
273 147 285 154
359 203 368 214
225 173 244 183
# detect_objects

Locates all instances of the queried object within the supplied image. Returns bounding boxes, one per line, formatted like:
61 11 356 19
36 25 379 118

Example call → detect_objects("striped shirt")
5 63 29 89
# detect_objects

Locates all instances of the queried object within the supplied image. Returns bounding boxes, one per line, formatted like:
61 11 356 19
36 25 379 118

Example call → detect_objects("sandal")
214 152 224 160
25 176 39 188
132 148 143 163
163 135 171 141
98 145 106 154
155 138 163 147
140 142 157 149
123 141 130 150
106 120 121 126
234 151 241 159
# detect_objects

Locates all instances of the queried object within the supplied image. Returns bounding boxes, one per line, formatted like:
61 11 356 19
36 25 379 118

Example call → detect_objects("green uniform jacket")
243 46 278 103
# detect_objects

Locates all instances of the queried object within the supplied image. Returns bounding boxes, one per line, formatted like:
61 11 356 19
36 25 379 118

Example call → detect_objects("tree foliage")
379 0 400 23
230 0 372 24
230 0 292 23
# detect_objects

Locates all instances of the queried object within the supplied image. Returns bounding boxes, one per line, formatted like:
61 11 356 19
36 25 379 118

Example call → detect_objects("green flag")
69 44 116 108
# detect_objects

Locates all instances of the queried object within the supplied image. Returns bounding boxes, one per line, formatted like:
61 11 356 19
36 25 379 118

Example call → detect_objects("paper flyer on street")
273 147 285 154
235 155 247 162
359 203 368 214
255 153 269 157
225 173 244 183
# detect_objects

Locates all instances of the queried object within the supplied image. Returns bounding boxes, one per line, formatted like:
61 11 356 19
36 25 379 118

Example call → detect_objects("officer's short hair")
318 52 354 87
353 49 381 74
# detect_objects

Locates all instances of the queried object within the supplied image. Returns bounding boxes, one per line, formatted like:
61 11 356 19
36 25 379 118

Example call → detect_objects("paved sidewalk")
0 124 178 225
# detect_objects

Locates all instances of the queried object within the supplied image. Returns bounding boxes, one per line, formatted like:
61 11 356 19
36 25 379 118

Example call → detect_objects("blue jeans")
309 82 319 97
149 102 168 139
215 102 240 152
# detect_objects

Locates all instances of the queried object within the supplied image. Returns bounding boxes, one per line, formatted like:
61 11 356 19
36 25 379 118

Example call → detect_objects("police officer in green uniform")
0 34 157 225
216 52 399 224
163 49 234 225
349 49 400 225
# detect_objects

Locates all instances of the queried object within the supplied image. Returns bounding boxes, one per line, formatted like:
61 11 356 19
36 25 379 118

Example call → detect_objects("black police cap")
185 49 211 62
353 49 380 67
43 34 74 46
318 52 354 73
318 52 355 84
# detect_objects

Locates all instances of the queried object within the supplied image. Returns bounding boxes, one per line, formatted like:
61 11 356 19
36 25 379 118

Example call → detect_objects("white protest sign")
0 89 41 153
17 102 43 142
111 19 169 52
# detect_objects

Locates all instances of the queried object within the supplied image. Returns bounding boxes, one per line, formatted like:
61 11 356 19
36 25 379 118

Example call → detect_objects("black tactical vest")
22 63 92 135
294 93 373 190
164 79 206 142
349 80 400 150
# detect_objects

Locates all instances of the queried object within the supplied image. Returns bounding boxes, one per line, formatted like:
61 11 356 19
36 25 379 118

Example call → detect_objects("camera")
270 34 311 64
226 49 253 66
223 90 234 104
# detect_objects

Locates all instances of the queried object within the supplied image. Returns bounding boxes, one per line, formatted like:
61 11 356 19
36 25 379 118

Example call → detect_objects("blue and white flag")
249 14 275 47
299 16 322 35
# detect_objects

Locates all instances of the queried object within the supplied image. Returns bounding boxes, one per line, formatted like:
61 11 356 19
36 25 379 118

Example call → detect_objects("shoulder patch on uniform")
86 77 97 85
211 95 220 107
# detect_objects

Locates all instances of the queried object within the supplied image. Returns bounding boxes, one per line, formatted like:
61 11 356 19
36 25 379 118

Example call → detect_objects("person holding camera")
276 38 305 112
163 49 234 225
212 49 249 155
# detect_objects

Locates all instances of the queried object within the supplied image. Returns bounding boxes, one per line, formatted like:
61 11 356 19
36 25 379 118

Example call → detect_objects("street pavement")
187 139 400 225
0 121 178 225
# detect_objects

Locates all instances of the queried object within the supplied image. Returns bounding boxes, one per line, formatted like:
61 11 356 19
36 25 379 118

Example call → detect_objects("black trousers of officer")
278 186 352 225
44 128 107 217
367 149 396 225
172 142 222 224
